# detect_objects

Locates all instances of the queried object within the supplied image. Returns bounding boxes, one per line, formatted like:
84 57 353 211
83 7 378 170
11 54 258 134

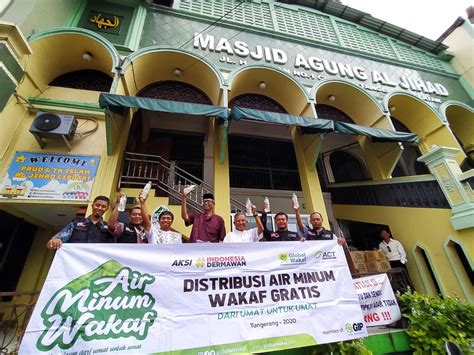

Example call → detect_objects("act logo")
315 250 336 260
36 260 157 351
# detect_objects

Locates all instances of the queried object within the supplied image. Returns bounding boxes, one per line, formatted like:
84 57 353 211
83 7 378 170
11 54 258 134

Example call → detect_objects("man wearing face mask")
224 204 264 243
108 192 152 243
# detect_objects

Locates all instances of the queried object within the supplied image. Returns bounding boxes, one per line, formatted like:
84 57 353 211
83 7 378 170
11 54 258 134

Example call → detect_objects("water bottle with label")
140 181 152 199
292 193 299 209
118 194 127 212
263 197 271 213
245 198 253 216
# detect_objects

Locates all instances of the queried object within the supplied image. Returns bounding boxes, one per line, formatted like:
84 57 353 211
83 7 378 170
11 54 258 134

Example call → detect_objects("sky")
341 0 472 40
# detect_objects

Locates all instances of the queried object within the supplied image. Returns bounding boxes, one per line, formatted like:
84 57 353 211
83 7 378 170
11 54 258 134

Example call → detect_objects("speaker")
29 112 78 141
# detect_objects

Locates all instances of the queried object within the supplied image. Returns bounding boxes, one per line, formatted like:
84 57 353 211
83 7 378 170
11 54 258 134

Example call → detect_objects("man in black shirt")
108 192 152 243
47 195 114 249
294 206 356 272
260 212 302 241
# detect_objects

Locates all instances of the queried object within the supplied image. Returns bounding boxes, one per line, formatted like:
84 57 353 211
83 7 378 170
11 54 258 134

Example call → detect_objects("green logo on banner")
279 253 289 263
36 260 157 351
195 257 205 268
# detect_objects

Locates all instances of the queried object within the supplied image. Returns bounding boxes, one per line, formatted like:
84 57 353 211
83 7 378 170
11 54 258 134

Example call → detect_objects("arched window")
228 94 301 190
229 93 287 113
329 150 370 183
391 117 429 177
315 104 354 123
138 80 212 105
49 69 112 92
414 245 442 295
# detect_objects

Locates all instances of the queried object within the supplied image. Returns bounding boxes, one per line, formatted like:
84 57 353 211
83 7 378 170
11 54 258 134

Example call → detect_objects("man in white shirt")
378 229 407 269
149 211 182 244
224 204 264 243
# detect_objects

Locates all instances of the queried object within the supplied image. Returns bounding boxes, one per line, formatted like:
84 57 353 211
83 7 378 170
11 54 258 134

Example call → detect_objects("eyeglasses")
387 246 392 252
202 199 214 204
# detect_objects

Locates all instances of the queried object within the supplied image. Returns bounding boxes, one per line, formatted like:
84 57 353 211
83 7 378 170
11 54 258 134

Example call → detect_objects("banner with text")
353 274 401 326
20 242 367 354
0 151 100 201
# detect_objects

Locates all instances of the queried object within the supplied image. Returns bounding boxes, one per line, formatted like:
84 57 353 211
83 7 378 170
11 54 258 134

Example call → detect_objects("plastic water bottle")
140 181 152 199
263 197 270 213
245 198 253 216
118 194 127 212
292 193 299 209
183 185 196 196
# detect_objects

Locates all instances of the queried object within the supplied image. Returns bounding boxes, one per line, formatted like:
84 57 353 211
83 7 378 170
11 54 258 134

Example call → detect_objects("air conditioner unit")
29 112 78 150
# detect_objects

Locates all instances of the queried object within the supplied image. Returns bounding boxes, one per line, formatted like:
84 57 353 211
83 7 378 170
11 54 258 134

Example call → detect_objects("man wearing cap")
181 190 226 243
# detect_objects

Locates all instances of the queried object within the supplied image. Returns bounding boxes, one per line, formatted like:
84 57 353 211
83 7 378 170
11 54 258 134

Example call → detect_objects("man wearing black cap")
181 190 226 243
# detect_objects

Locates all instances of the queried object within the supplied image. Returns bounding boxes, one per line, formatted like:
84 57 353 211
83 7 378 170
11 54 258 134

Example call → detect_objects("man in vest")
108 192 152 243
295 205 356 272
260 211 301 241
47 195 113 249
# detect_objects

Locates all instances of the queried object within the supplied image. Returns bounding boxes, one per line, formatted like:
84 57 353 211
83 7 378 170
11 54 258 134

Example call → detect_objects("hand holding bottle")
117 192 127 212
183 184 196 196
140 181 152 199
292 193 299 210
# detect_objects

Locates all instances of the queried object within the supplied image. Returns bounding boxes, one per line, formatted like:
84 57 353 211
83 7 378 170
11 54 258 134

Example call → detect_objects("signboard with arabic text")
0 151 100 201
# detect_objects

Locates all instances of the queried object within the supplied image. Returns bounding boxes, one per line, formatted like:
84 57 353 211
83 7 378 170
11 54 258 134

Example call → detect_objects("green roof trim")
99 93 229 120
229 106 420 143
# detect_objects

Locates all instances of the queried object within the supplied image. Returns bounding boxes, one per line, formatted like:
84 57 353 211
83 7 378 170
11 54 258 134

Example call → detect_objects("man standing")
108 192 152 243
261 211 301 241
295 206 356 272
295 208 342 242
379 229 407 269
47 195 113 249
224 205 264 243
181 191 226 243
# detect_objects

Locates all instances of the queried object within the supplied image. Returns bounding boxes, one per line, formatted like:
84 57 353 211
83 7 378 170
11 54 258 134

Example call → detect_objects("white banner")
353 274 402 326
20 242 367 354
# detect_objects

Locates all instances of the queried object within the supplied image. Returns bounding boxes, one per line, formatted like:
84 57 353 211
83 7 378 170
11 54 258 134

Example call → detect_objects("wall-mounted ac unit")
29 112 78 150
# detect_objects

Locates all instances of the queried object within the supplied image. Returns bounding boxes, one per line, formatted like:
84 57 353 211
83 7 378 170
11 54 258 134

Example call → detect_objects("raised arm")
259 208 272 241
108 193 123 231
138 193 151 231
181 190 189 222
252 205 264 235
294 205 305 232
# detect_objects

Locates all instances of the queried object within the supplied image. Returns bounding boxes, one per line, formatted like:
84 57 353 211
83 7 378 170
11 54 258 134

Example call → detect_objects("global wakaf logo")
36 260 157 351
279 252 306 265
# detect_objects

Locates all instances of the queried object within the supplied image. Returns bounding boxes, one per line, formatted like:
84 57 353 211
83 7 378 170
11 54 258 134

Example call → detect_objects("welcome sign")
0 152 100 201
20 242 367 354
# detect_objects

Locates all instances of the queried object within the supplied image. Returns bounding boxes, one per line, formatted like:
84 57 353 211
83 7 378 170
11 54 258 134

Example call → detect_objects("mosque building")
0 0 472 352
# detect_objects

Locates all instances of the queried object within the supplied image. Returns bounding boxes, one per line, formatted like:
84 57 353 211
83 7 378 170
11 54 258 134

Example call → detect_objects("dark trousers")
389 260 407 269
